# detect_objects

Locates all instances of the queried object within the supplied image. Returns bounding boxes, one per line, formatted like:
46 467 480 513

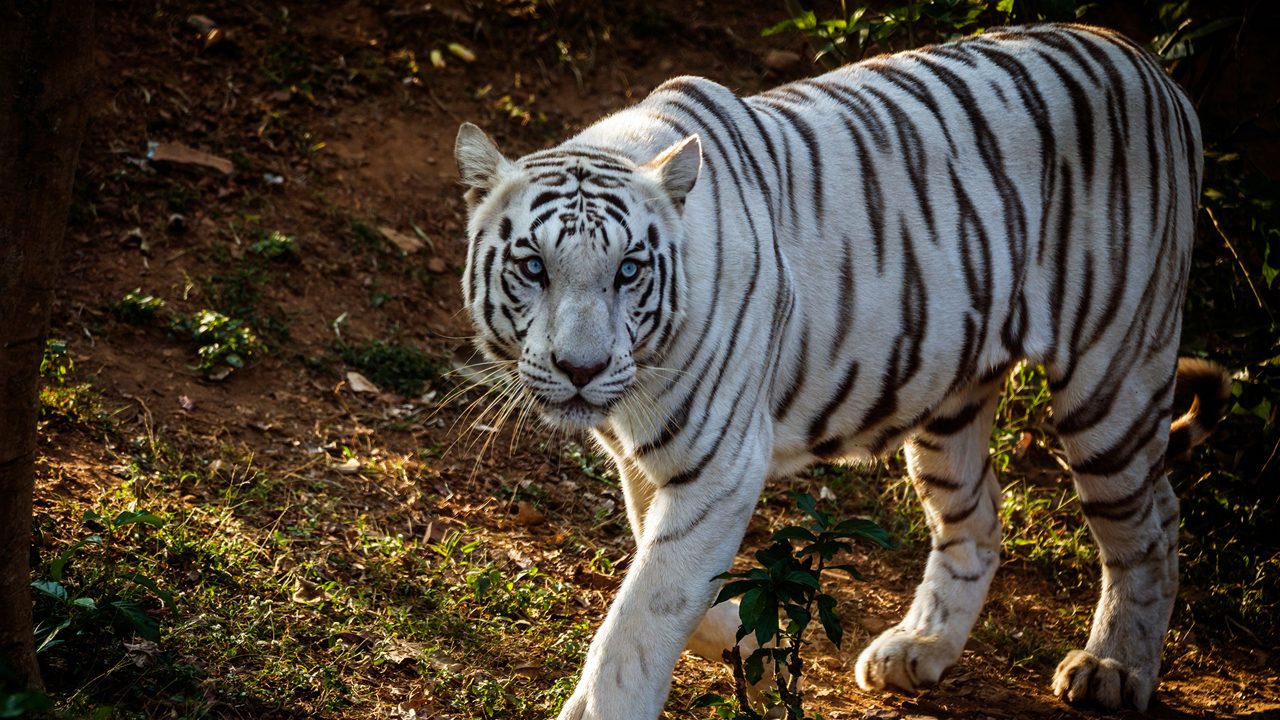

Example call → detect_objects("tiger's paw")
1051 648 1156 711
854 626 960 693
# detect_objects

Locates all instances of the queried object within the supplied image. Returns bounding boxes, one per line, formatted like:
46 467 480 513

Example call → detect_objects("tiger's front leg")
557 443 768 720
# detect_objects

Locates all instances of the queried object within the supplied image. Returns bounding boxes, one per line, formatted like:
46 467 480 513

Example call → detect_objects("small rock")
426 256 448 274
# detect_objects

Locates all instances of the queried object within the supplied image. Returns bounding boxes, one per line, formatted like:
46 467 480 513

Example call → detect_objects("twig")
1206 206 1273 322
1258 432 1280 482
726 645 763 719
425 84 462 123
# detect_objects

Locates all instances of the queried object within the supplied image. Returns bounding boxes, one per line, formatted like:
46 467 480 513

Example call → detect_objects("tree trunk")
0 0 94 692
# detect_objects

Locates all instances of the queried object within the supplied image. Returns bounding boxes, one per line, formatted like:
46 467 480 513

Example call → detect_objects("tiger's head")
454 123 702 430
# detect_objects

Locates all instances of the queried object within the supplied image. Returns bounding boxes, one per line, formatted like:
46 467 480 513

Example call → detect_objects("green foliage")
762 0 1077 66
171 310 265 376
39 339 73 384
31 509 173 656
990 363 1053 474
39 339 108 431
1148 1 1241 66
703 493 890 718
339 339 442 396
249 230 298 260
111 289 166 325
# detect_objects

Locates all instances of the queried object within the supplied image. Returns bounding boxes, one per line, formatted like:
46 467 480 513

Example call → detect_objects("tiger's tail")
1167 358 1232 460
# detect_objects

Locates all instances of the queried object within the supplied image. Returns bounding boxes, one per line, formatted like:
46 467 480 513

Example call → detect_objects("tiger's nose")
553 355 609 388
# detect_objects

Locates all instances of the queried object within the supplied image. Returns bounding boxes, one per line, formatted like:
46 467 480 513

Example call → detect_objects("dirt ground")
36 0 1280 718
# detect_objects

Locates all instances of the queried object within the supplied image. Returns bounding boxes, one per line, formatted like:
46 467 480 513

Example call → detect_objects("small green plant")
249 230 298 260
339 339 442 395
38 339 108 430
112 289 167 325
171 310 265 375
699 493 891 719
32 509 175 654
40 339 73 384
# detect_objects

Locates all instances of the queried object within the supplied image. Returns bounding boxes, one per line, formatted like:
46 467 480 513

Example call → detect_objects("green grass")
31 444 595 719
38 339 112 433
339 339 443 396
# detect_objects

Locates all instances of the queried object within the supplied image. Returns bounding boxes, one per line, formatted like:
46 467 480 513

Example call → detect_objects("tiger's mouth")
538 395 612 430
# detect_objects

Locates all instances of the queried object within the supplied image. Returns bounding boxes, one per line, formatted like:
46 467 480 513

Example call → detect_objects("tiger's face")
455 123 701 430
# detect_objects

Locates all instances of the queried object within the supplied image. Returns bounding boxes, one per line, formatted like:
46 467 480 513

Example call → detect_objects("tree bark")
0 0 95 692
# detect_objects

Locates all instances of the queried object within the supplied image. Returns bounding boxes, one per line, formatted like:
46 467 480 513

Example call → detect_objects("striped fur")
454 24 1228 718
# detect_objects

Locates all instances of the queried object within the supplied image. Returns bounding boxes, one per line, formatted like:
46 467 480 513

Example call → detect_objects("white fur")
457 24 1203 719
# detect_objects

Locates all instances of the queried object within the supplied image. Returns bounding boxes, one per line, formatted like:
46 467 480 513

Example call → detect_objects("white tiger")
453 23 1228 719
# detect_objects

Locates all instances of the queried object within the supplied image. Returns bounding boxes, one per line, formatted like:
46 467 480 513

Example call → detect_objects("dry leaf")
292 578 327 604
346 371 380 394
512 501 545 526
123 639 162 668
149 141 234 175
379 226 424 254
382 638 426 664
334 457 361 475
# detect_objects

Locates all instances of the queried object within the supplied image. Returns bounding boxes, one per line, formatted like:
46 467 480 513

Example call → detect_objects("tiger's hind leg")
1047 357 1181 711
856 375 1004 693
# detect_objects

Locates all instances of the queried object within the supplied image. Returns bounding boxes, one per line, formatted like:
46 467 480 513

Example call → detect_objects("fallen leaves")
148 141 234 175
379 226 425 254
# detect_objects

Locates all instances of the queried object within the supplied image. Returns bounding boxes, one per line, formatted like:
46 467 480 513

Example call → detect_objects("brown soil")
37 1 1280 718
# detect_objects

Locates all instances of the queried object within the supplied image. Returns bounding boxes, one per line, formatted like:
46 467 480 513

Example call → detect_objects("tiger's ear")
642 135 701 206
455 123 512 205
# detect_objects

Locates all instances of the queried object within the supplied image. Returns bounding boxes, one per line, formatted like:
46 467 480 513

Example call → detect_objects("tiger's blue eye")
619 261 639 280
519 257 545 281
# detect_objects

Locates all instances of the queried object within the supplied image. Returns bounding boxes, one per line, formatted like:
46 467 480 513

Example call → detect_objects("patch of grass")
998 479 1094 588
561 440 618 486
339 339 442 396
35 461 593 718
38 339 110 432
972 613 1071 674
990 363 1058 475
802 461 924 546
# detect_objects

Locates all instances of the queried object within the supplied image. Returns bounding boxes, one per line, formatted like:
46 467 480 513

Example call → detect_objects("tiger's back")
609 24 1204 474
455 23 1223 719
